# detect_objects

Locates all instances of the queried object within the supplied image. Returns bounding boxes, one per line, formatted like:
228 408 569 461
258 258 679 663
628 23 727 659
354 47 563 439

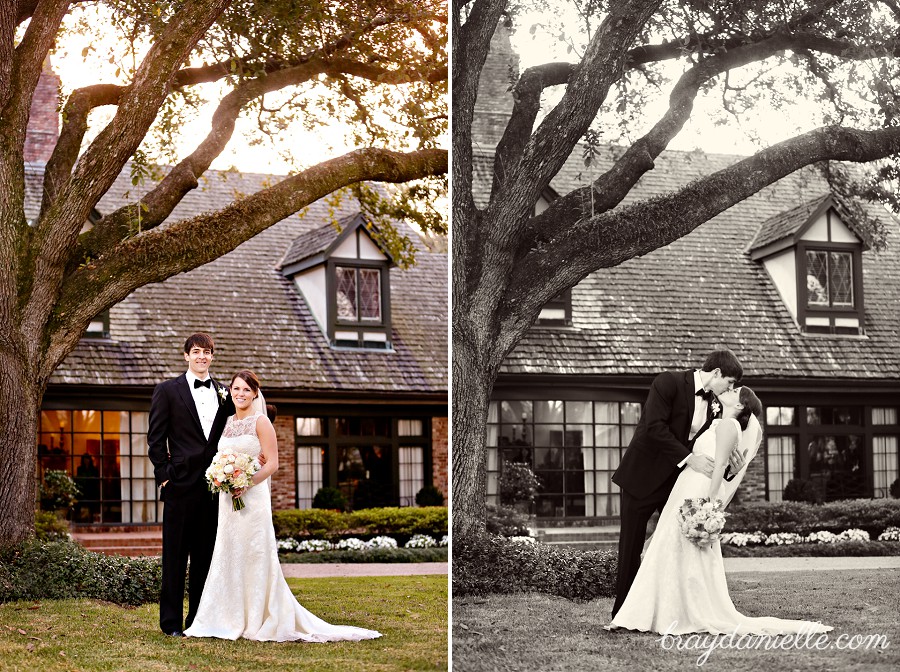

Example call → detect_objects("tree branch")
506 125 900 337
75 56 445 264
491 62 574 198
46 146 447 370
25 0 232 342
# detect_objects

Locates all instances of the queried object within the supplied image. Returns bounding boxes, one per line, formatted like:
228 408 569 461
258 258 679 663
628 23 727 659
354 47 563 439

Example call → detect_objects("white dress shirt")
186 370 218 440
678 370 710 468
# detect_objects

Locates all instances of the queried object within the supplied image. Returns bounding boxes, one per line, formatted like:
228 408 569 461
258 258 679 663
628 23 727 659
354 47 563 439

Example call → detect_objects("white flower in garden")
405 534 437 549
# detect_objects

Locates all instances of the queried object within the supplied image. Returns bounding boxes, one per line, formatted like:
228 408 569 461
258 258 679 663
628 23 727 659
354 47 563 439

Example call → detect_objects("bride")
609 386 831 635
185 369 382 642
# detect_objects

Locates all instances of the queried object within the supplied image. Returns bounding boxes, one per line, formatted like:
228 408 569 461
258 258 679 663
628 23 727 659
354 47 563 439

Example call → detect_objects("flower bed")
277 533 447 554
725 499 900 536
272 507 447 542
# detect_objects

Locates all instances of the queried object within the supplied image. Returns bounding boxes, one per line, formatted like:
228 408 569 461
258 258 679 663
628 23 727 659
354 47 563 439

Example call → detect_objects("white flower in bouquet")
205 450 260 511
677 497 727 549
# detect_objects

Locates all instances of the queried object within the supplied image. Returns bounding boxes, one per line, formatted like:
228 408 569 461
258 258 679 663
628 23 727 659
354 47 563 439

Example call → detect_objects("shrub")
311 486 347 511
499 462 541 505
39 470 80 511
891 478 900 499
726 498 900 536
34 511 70 541
0 539 161 606
272 506 447 540
452 532 617 601
782 478 821 504
721 540 900 558
485 504 531 537
415 485 445 506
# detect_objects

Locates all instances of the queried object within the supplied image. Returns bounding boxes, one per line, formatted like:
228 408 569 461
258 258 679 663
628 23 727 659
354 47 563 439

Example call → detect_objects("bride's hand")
686 453 715 477
728 447 747 474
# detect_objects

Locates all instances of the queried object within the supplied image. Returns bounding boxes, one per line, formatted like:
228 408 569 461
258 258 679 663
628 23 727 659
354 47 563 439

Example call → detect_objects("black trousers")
159 484 218 633
611 470 679 618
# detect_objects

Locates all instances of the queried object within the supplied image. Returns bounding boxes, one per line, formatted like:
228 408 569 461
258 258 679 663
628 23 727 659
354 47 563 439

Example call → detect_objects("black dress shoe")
165 630 186 637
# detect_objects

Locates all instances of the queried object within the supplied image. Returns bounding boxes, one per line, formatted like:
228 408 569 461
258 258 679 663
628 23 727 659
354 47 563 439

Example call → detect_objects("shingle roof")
473 145 900 380
748 194 831 252
278 212 359 270
34 166 447 395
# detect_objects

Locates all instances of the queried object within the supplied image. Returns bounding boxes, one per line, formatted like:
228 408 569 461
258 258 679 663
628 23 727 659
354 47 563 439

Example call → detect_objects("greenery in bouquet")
678 497 727 548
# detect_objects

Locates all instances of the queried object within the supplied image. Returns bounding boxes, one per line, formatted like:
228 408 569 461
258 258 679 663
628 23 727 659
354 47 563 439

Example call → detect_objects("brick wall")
432 416 448 500
25 59 60 163
269 414 296 511
470 23 518 146
731 440 768 505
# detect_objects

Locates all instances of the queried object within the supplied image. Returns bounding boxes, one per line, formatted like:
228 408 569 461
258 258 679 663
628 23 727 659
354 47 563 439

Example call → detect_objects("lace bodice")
219 412 263 458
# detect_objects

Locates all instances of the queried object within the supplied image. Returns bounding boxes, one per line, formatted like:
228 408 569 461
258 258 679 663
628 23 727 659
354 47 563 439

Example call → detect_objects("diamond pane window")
830 252 853 306
806 250 829 306
359 268 381 321
336 266 357 320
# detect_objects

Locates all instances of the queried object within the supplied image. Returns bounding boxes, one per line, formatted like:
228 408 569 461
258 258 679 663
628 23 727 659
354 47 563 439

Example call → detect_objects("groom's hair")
700 349 742 380
737 387 763 430
184 332 215 354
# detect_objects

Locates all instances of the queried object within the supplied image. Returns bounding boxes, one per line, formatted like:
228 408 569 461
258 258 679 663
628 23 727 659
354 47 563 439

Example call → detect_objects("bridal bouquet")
678 497 727 548
206 451 260 511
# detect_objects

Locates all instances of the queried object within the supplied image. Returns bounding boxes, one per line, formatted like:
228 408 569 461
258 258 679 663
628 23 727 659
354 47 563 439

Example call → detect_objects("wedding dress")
185 411 382 642
609 418 832 636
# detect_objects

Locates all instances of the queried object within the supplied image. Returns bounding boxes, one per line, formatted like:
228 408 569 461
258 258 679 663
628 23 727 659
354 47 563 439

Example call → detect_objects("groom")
148 332 235 637
610 349 744 618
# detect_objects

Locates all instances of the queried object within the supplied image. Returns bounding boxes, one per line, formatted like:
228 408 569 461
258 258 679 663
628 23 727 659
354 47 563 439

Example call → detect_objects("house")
27 62 448 529
474 28 900 523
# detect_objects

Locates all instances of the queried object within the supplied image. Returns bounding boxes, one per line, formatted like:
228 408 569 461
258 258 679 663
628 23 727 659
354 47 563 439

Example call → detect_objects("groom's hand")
258 452 267 466
686 453 715 477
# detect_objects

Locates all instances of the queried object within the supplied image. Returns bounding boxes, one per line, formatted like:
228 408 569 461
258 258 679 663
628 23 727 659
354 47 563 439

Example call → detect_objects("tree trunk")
451 328 497 538
0 344 42 545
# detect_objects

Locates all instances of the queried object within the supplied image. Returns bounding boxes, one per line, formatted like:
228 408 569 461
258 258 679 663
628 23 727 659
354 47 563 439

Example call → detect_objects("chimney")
470 22 519 147
25 57 61 164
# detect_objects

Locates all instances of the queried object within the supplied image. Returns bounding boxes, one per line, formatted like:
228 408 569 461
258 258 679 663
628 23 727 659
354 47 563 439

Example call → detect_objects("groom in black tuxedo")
610 349 744 618
148 332 235 636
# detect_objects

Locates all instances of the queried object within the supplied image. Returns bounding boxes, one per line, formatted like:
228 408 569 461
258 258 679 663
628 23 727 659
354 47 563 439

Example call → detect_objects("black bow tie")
194 378 212 389
696 388 714 402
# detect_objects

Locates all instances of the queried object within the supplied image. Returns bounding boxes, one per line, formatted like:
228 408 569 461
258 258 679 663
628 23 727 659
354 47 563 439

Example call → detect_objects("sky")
506 9 826 158
49 7 427 177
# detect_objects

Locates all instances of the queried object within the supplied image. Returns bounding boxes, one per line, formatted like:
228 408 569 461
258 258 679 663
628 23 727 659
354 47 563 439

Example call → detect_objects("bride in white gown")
185 370 382 642
609 386 831 636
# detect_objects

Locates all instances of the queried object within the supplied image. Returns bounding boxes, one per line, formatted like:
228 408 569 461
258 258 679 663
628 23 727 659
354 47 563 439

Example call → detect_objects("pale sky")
507 10 825 157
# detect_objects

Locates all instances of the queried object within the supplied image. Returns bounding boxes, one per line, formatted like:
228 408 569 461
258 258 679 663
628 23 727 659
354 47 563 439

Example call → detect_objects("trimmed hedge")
727 499 900 536
272 506 447 540
0 539 161 606
453 533 617 601
280 547 448 563
722 540 900 558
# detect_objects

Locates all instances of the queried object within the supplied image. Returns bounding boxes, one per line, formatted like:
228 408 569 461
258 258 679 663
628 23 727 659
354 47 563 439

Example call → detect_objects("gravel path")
724 556 900 572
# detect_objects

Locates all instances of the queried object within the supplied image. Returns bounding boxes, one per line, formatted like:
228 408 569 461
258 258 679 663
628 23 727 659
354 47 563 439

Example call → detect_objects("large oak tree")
0 0 446 544
452 0 900 536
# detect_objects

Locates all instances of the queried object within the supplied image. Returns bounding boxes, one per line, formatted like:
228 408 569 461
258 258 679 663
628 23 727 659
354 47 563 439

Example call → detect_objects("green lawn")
0 575 447 672
453 569 900 671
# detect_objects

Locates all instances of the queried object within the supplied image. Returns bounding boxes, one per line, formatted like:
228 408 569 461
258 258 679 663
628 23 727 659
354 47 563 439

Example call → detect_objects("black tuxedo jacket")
612 369 712 500
147 374 235 499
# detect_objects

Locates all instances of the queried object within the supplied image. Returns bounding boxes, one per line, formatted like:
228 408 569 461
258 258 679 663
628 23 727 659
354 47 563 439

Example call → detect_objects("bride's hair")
230 369 260 396
736 387 763 430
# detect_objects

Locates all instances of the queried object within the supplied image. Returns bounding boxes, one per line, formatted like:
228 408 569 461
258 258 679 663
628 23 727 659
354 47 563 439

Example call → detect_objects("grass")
0 575 447 672
453 569 900 671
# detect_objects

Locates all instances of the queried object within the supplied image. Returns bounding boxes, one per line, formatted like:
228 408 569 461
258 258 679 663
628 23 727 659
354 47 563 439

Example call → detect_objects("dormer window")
280 212 394 350
749 195 867 337
83 310 110 339
536 288 572 327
